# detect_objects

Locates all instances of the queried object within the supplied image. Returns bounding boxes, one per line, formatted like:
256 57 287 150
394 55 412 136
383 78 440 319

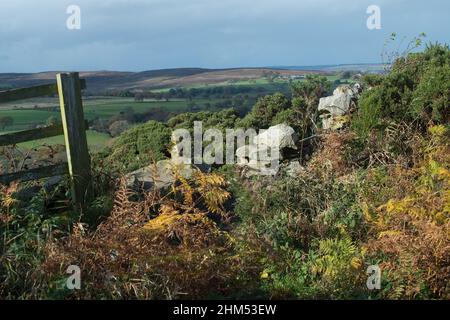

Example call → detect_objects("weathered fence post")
56 72 92 213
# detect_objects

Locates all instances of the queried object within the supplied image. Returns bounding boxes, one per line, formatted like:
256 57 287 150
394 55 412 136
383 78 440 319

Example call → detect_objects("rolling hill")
0 67 325 94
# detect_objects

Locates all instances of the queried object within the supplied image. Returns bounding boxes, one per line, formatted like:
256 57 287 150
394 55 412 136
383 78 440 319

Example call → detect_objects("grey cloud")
0 0 448 72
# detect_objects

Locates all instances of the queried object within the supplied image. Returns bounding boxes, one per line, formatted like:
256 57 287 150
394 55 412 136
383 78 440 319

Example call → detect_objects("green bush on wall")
353 43 450 138
105 120 172 172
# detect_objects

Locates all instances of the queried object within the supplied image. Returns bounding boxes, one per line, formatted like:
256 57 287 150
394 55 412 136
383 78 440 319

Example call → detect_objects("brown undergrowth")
42 170 242 299
362 125 450 299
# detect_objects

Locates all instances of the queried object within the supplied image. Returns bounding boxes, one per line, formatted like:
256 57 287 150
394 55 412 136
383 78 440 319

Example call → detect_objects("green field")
150 78 281 92
0 98 197 132
0 97 229 151
149 75 351 93
83 98 192 118
0 75 345 150
0 75 345 133
17 130 111 151
0 130 111 152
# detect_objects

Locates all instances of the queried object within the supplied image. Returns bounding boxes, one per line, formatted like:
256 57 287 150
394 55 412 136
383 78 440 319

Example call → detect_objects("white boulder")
125 160 193 190
236 123 297 176
253 123 298 150
318 84 360 130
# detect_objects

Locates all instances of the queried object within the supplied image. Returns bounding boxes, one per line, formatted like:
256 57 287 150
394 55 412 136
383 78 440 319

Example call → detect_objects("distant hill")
272 63 385 73
0 65 355 94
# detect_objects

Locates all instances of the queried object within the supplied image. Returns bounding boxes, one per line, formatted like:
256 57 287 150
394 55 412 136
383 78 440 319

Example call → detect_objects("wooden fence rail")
0 120 89 147
0 79 86 103
0 163 68 185
0 73 92 213
0 124 64 146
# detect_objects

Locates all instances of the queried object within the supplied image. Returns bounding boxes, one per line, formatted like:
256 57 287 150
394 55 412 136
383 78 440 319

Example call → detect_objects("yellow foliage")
362 125 450 299
378 230 402 239
428 124 447 138
194 171 230 215
350 257 362 269
142 170 230 237
371 125 450 227
176 174 195 207
143 204 181 232
0 181 19 213
311 237 360 279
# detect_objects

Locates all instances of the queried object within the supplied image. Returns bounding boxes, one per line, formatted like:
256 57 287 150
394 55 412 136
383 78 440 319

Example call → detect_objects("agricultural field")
149 75 346 93
18 130 111 151
0 78 295 145
0 73 349 151
0 97 220 147
0 97 193 129
150 77 287 92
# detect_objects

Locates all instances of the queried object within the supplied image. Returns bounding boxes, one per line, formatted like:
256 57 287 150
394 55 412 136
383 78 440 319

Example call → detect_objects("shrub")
168 108 239 131
361 125 450 299
353 43 450 139
236 93 291 129
291 75 331 109
104 120 172 173
39 171 241 299
109 120 130 137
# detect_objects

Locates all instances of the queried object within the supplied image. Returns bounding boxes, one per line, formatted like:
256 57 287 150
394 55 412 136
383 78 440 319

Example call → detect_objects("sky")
0 0 449 72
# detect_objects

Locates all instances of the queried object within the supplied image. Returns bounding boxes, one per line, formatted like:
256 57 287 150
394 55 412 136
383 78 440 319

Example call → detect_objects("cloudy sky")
0 0 449 72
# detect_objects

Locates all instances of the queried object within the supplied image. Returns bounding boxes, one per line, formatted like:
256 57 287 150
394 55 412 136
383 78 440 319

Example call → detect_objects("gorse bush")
353 43 450 139
168 108 239 131
237 93 291 129
104 120 172 173
291 75 331 109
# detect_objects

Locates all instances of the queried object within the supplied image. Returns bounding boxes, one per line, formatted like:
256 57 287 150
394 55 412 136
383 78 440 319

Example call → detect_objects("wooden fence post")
56 72 92 213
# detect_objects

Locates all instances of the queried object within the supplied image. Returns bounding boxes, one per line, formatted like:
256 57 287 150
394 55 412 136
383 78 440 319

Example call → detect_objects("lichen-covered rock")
236 123 297 176
318 84 360 130
125 160 193 190
253 123 298 150
318 86 354 116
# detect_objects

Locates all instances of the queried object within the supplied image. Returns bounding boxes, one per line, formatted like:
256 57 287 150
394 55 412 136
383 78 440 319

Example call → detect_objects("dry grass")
362 125 450 299
41 172 240 299
307 131 356 178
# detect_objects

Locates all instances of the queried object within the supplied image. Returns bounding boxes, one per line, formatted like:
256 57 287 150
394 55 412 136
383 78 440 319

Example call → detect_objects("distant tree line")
90 106 178 137
103 82 290 101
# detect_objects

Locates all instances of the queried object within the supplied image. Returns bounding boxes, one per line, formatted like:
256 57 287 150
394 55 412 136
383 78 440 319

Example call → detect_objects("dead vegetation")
40 171 240 299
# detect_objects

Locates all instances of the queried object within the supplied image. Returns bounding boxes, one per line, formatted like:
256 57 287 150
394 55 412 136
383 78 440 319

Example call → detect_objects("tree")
291 75 331 109
154 93 163 101
121 107 136 123
237 93 291 129
291 75 332 137
340 71 352 80
109 120 131 137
